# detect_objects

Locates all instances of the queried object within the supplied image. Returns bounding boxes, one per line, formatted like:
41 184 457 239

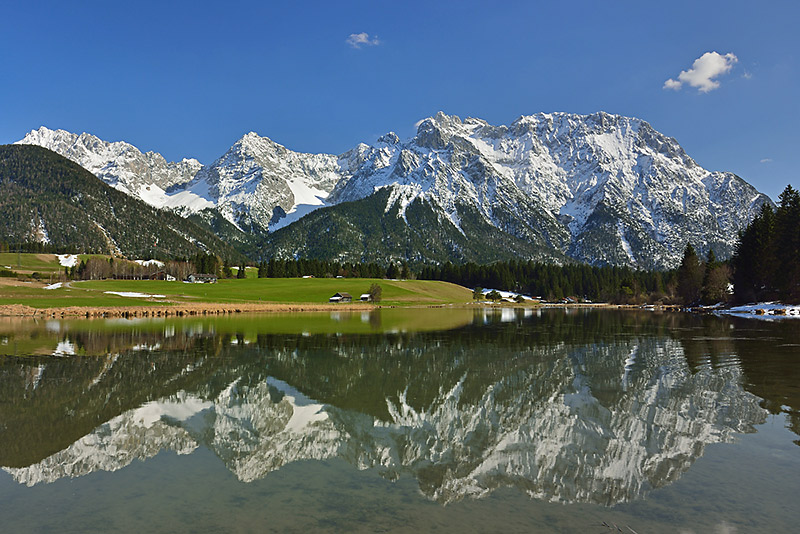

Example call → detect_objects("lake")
1 308 798 533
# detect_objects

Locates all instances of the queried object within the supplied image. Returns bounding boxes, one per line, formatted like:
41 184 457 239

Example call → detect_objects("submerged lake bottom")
1 308 798 533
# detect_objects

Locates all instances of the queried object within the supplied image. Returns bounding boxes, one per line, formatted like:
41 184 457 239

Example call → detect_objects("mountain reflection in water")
1 309 797 506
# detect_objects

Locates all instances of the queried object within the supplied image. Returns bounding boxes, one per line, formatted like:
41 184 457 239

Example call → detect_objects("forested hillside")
262 189 568 265
0 145 242 260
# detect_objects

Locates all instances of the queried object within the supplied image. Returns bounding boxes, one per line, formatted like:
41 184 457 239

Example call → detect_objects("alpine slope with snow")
184 132 343 233
15 127 204 208
16 112 773 268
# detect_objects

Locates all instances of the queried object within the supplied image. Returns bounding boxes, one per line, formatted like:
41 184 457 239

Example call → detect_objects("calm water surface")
1 308 798 533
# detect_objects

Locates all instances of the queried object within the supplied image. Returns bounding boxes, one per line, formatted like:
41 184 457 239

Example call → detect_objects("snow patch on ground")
53 340 76 356
104 291 166 298
715 302 800 320
480 288 534 301
134 259 165 267
57 254 79 267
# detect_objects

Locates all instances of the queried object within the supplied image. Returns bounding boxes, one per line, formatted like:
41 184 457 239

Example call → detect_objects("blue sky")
1 0 796 200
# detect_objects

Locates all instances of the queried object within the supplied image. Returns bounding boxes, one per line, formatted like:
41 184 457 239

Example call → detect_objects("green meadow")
0 253 472 309
0 253 108 276
73 277 471 306
0 253 67 276
1 277 471 310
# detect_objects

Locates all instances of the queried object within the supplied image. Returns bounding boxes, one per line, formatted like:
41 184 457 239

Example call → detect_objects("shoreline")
0 300 620 319
0 302 376 319
3 300 795 320
0 300 654 320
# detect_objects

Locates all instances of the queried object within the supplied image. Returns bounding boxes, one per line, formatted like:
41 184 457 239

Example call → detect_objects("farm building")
329 292 352 303
150 271 177 281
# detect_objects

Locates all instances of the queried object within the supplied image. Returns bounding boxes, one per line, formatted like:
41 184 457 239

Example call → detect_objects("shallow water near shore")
1 308 798 533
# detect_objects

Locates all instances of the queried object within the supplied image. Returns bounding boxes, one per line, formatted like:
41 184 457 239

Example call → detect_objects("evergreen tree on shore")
774 186 800 300
733 185 800 303
677 244 703 305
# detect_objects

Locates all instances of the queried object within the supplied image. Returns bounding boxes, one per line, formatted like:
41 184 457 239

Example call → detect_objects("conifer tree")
774 185 800 300
677 243 703 305
733 204 776 301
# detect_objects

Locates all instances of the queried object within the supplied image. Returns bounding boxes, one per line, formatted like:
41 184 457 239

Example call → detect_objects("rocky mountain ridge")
16 127 203 208
16 113 773 268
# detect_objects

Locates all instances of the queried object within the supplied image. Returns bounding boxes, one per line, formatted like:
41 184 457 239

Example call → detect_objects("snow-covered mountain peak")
376 132 400 146
189 131 344 232
413 112 470 150
317 110 771 268
233 131 285 155
16 126 203 203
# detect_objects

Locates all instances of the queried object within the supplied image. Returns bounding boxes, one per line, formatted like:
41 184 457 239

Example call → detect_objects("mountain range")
16 112 773 268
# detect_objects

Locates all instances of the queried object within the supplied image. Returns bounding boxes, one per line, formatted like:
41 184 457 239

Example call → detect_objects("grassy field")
0 277 472 309
0 253 472 309
77 277 471 306
0 253 65 276
0 253 104 276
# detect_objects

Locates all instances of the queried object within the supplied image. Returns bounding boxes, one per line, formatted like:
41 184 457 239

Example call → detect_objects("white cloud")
664 51 738 93
346 32 380 49
760 158 773 164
